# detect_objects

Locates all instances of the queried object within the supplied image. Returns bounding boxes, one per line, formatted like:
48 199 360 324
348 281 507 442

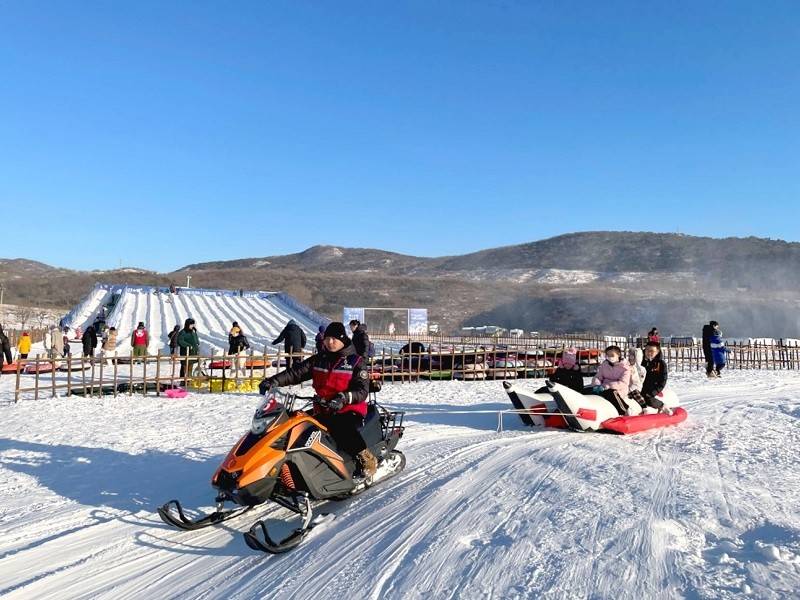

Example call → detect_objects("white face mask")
606 355 619 364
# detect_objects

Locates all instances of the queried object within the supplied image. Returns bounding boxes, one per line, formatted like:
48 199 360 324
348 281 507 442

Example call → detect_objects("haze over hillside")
3 232 800 337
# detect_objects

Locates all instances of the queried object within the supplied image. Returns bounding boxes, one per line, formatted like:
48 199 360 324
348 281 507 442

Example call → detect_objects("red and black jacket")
268 343 369 417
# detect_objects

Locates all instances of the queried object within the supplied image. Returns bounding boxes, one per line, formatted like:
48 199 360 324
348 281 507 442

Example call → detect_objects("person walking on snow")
349 320 372 360
702 321 725 377
0 326 14 369
131 322 149 359
17 331 32 359
62 328 72 357
101 327 118 366
44 325 65 359
228 325 250 375
272 319 306 369
81 325 98 358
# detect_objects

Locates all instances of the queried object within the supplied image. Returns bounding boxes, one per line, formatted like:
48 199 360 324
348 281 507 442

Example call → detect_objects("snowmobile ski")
158 499 253 531
243 493 334 554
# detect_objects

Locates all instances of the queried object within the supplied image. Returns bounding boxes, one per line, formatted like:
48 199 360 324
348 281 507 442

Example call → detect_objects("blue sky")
1 1 798 271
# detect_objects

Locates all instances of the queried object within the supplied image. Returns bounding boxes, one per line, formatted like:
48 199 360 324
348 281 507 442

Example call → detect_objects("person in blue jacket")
702 321 726 378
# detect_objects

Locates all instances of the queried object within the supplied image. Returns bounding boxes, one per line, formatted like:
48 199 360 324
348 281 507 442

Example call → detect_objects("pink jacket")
592 360 632 397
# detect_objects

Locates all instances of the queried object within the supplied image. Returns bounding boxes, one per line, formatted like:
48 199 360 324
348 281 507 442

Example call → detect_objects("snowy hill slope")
64 287 323 356
1 371 798 599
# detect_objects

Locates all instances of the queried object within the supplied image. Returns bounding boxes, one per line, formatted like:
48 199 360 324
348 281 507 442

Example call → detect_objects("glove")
591 385 605 395
321 393 348 412
258 378 275 395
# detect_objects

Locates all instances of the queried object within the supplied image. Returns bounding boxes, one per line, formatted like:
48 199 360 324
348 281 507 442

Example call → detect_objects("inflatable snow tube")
600 408 688 434
504 381 686 434
165 388 188 399
23 362 56 374
244 358 269 369
208 360 232 370
503 381 566 428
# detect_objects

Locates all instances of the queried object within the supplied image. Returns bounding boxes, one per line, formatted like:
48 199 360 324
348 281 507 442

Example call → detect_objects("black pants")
550 368 585 393
285 346 298 369
600 389 627 416
314 411 367 458
179 355 196 379
2 346 13 364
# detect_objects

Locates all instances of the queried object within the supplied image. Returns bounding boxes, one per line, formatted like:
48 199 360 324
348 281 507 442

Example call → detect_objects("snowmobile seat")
358 404 384 448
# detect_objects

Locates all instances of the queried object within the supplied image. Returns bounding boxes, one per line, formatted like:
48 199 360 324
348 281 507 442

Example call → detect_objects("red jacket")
268 344 369 417
131 329 149 347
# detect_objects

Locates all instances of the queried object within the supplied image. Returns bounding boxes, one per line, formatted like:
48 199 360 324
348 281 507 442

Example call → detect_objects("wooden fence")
9 338 800 402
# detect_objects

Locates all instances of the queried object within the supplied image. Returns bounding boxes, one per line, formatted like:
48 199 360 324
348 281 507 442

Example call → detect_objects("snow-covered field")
1 370 799 599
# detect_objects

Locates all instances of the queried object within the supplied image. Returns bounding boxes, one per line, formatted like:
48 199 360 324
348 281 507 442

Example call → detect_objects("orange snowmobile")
158 387 405 553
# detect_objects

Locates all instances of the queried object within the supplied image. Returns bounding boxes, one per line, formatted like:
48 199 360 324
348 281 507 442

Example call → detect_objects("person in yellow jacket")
17 331 32 359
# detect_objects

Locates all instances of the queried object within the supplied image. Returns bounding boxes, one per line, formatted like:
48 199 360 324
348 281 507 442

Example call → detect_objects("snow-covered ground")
1 370 799 599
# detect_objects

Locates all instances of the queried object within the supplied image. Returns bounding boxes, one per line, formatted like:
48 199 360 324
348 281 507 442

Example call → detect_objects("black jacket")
352 324 370 358
315 332 325 353
228 333 250 355
641 354 668 397
82 327 98 352
272 321 306 351
550 367 585 394
0 327 10 352
702 324 714 357
266 343 369 406
168 328 180 348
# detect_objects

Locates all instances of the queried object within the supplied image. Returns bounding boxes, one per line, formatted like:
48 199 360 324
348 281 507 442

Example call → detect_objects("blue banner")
343 307 365 324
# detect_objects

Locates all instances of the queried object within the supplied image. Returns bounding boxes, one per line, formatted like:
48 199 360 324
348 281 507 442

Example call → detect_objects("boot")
356 449 378 479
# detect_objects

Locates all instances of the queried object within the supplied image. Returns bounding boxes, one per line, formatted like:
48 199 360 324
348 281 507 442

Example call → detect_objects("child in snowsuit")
17 331 32 359
641 342 670 413
626 347 646 409
550 347 584 393
591 345 632 415
131 322 149 359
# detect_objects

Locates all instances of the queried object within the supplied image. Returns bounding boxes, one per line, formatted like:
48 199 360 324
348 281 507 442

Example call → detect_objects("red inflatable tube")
208 360 232 369
600 407 688 434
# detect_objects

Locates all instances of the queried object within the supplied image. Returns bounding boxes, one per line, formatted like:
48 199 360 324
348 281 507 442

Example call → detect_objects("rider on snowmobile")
259 321 378 478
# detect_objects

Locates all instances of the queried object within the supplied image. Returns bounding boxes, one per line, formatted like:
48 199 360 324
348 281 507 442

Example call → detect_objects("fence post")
14 360 21 403
113 352 118 397
51 355 57 398
81 354 87 397
155 350 161 395
34 357 41 401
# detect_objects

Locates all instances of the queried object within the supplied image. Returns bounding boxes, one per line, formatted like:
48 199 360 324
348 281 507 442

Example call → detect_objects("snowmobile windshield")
251 395 285 435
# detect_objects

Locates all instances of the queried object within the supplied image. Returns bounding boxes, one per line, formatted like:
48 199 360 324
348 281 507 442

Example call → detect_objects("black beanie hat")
324 322 350 345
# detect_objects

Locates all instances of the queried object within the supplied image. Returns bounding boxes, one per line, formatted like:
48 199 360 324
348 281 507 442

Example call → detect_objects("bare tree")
14 305 35 331
36 310 49 330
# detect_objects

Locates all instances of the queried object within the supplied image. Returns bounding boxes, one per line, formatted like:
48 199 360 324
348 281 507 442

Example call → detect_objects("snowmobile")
158 387 405 553
504 380 687 434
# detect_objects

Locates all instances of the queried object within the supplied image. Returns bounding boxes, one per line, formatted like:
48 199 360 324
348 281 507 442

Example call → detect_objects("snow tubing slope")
65 287 324 357
504 381 687 434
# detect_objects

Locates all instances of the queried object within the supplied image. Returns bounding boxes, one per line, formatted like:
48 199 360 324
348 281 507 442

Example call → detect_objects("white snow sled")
504 381 686 434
